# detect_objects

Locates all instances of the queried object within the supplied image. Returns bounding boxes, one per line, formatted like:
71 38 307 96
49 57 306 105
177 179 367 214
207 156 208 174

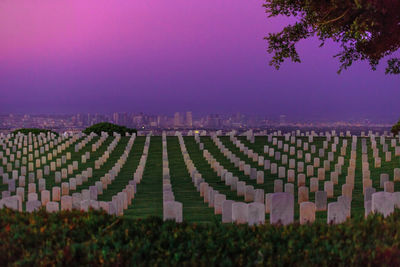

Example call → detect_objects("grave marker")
270 193 294 225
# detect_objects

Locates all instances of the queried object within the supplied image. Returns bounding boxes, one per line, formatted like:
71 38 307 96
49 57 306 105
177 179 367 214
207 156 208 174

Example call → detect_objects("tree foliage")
264 0 400 74
12 128 58 136
83 122 137 136
392 120 400 135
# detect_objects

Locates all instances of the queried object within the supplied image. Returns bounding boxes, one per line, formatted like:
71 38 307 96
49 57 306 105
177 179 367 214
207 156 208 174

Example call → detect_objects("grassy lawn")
166 136 217 223
125 136 163 219
1 134 400 223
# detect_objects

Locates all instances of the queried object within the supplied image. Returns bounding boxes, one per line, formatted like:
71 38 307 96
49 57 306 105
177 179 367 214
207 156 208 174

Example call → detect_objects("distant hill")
392 120 400 136
12 128 59 136
83 122 137 136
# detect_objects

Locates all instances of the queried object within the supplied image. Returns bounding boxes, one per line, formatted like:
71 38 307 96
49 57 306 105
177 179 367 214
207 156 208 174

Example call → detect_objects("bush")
392 120 400 136
83 122 137 136
2 209 400 265
12 128 58 136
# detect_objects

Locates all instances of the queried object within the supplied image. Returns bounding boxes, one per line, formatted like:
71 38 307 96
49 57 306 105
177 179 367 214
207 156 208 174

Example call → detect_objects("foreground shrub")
83 122 137 136
1 208 400 265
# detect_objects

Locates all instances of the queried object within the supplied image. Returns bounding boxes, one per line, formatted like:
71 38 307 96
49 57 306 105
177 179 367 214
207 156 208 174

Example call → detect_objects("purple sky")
0 0 399 121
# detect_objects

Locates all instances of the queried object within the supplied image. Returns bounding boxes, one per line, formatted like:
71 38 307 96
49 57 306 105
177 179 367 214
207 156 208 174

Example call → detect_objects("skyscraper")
113 112 119 124
186 111 193 128
174 112 181 127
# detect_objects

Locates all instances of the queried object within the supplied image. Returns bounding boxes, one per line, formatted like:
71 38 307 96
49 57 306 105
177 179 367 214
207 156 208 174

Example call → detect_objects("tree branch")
317 9 350 26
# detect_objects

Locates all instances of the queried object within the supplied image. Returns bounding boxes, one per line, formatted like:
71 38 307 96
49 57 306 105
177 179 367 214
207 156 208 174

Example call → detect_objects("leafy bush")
83 122 137 136
12 128 58 136
392 120 400 136
2 208 400 265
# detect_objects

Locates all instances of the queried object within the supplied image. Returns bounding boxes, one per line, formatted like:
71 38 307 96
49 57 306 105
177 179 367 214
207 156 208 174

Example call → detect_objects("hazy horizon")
0 112 398 124
1 0 399 122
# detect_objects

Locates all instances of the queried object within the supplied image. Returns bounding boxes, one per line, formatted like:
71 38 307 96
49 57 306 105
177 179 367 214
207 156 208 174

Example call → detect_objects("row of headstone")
133 135 151 184
74 133 95 153
233 133 348 180
1 179 136 215
230 134 357 221
2 134 340 209
1 131 66 154
0 138 90 193
2 132 105 189
2 133 399 223
0 135 138 214
94 135 121 169
91 134 108 152
211 135 265 184
365 191 400 218
360 135 400 210
1 135 79 171
162 133 183 223
91 134 137 200
85 133 138 216
44 135 113 185
2 132 78 158
260 129 397 138
239 134 350 193
201 147 261 201
0 133 82 179
186 133 277 225
182 133 268 225
212 134 344 206
178 133 237 221
3 134 83 199
221 192 315 225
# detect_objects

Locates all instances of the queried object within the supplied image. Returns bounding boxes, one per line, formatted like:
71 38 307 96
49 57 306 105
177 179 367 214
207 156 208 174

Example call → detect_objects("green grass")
184 137 243 202
98 137 145 201
125 136 163 219
74 137 129 193
1 134 400 223
1 135 88 201
166 136 217 223
41 136 103 197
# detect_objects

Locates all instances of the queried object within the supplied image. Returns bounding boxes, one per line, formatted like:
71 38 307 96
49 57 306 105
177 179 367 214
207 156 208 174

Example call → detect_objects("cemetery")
1 128 400 264
2 129 400 223
2 0 400 263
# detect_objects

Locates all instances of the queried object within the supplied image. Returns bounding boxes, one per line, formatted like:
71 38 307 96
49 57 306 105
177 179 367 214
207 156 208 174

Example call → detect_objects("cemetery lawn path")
74 137 129 193
98 137 145 201
184 137 242 202
201 136 270 194
125 136 163 219
167 136 217 223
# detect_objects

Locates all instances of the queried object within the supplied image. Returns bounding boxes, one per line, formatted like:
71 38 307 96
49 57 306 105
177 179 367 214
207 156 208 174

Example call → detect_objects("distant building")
157 115 168 127
279 115 287 125
186 111 193 128
207 114 221 128
174 112 181 127
120 112 128 126
113 112 119 124
133 115 143 126
235 112 241 123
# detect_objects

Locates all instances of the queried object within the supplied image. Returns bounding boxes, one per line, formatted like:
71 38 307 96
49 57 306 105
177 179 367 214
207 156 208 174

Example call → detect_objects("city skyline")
1 110 398 124
0 112 396 134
